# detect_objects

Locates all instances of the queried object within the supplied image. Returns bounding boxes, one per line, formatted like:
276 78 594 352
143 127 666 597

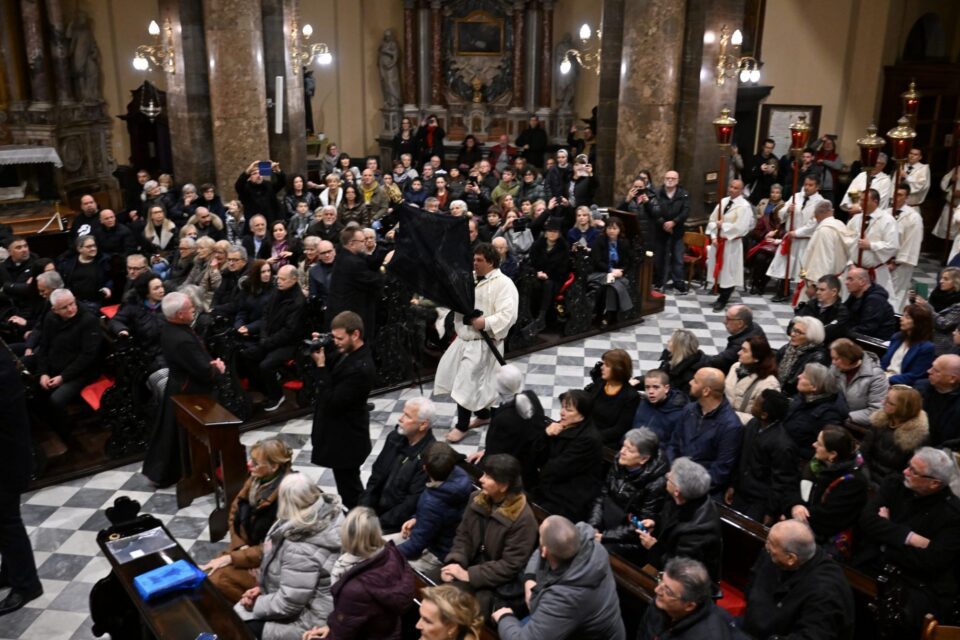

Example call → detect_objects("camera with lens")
302 333 333 354
512 216 529 231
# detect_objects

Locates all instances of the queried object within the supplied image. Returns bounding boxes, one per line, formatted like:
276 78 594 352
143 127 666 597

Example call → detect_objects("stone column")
43 0 73 103
524 3 539 113
510 0 525 110
429 0 443 107
159 0 215 187
538 0 553 109
261 0 306 180
19 0 52 105
0 0 26 107
203 0 270 199
593 0 624 207
402 0 417 108
417 5 430 107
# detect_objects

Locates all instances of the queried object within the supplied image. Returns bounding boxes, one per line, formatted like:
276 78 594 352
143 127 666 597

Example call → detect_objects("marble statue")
555 33 577 113
378 29 402 109
67 11 102 103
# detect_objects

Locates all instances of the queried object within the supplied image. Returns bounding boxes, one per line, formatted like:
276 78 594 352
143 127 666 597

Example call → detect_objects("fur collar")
869 410 930 452
473 490 528 522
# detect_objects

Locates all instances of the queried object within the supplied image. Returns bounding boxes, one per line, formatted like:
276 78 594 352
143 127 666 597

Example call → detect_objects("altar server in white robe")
435 242 519 443
798 200 858 303
766 175 824 302
903 147 931 206
707 179 755 312
933 164 960 240
841 153 893 214
889 183 924 312
846 188 900 301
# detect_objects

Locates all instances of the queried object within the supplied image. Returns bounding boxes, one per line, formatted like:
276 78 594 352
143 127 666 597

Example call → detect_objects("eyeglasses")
655 573 681 599
319 250 334 255
905 465 938 481
789 327 807 336
53 301 77 312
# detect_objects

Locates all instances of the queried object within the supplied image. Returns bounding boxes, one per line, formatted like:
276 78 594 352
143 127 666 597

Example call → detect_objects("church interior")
1 0 960 638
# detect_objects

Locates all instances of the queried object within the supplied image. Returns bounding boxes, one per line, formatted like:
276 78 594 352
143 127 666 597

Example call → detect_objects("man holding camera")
309 310 376 509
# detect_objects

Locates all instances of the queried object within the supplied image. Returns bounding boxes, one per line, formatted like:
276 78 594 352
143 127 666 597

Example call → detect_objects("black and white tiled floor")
6 258 941 639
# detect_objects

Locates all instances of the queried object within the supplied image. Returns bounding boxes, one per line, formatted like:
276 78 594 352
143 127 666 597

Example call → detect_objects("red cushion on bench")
100 304 120 319
81 375 115 411
282 380 303 390
717 580 746 617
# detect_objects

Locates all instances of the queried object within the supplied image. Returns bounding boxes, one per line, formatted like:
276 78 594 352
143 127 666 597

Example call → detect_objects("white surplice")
706 195 755 289
846 209 900 301
765 191 824 282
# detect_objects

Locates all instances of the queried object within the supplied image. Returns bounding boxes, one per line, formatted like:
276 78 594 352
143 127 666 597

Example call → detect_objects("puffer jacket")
832 351 889 426
247 493 344 640
397 466 473 562
862 410 929 482
588 450 668 541
724 363 781 424
631 388 688 444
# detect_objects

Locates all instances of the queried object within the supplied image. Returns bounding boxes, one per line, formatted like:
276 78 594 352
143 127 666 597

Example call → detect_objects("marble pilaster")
203 0 269 199
43 0 73 103
261 0 306 180
538 0 553 109
593 0 624 207
20 0 52 105
417 7 430 107
402 0 417 108
159 0 215 188
524 4 539 113
429 0 443 107
510 0 525 110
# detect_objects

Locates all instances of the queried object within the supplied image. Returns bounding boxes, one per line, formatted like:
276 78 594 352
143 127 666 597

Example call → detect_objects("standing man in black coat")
0 348 43 615
325 227 383 338
142 292 225 486
742 520 854 640
234 161 285 227
653 170 691 293
310 310 376 509
516 115 548 168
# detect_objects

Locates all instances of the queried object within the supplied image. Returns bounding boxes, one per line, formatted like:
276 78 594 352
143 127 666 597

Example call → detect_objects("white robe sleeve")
896 211 923 266
721 202 754 239
869 216 900 262
794 194 822 238
906 164 930 202
481 275 519 340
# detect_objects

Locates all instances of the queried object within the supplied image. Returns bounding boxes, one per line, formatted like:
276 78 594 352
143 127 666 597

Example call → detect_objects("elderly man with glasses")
700 304 767 375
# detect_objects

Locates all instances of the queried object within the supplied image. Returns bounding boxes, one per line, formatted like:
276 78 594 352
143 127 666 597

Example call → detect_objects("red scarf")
713 237 726 281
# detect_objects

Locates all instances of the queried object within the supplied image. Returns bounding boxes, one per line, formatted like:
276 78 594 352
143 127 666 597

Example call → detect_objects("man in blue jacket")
632 369 687 443
666 367 742 492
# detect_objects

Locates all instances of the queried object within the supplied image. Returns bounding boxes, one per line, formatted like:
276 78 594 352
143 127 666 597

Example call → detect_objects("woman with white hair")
236 473 343 640
782 363 848 462
777 316 830 395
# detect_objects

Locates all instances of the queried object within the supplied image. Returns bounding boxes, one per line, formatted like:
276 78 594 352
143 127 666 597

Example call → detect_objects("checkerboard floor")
5 257 940 639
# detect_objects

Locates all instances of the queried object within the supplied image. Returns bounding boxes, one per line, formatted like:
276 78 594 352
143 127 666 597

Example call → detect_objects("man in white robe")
846 188 900 302
707 179 755 312
889 183 924 312
797 200 857 303
841 153 893 215
766 175 824 302
903 148 931 206
934 165 960 240
435 242 519 442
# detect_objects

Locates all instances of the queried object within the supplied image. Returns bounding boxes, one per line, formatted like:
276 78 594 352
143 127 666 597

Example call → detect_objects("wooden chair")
682 229 709 289
922 614 960 640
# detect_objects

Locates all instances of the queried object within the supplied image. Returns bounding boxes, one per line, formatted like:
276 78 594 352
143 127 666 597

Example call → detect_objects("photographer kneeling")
309 311 376 509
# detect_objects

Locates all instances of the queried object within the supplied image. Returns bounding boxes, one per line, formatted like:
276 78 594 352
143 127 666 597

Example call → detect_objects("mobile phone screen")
258 161 272 177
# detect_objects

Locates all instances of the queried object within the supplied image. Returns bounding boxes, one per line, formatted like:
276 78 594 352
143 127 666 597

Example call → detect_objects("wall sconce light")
133 19 175 73
559 23 601 76
290 16 333 75
715 25 759 86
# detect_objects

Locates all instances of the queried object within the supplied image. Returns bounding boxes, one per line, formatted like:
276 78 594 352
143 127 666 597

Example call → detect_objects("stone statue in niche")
555 33 577 113
67 11 103 104
471 78 483 103
378 29 402 109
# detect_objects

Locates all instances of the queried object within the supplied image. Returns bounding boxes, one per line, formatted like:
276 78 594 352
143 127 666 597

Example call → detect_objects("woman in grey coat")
236 473 343 640
829 338 889 427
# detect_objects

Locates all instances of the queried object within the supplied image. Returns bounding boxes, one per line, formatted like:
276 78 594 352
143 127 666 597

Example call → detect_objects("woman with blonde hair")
302 507 414 639
141 204 177 257
416 585 483 640
202 438 293 602
862 384 929 483
658 329 707 394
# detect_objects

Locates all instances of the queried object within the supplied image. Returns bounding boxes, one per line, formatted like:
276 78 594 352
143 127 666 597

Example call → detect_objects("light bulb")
148 20 160 36
302 23 313 38
739 69 749 83
318 52 332 65
703 31 716 45
579 23 591 41
560 58 572 75
133 56 149 71
731 29 743 46
750 69 761 83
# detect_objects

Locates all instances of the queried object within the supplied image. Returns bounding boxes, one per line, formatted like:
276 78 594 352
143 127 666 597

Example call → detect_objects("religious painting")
759 104 822 155
454 11 504 56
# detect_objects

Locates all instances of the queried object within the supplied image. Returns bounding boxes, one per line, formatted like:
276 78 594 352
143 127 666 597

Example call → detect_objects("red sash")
713 237 726 281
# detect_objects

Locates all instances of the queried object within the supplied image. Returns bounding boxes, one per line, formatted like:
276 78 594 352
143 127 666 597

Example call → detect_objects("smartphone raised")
257 160 272 177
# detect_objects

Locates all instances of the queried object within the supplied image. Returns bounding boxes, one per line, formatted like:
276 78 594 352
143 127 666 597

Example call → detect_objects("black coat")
652 185 691 240
257 286 305 352
36 308 102 383
0 349 32 494
528 236 570 284
516 125 548 167
659 349 708 396
545 164 573 200
305 220 344 246
775 344 830 396
794 299 851 345
359 430 436 532
844 283 898 340
590 235 634 276
211 268 246 318
142 321 219 486
241 235 273 261
530 419 604 522
325 250 384 337
787 459 867 543
650 494 723 581
743 547 855 640
916 380 960 448
108 300 165 361
591 383 641 447
94 224 137 257
485 391 546 489
234 283 274 333
782 393 848 462
638 601 744 640
311 343 376 469
700 322 768 375
729 419 799 520
234 170 286 225
589 450 668 540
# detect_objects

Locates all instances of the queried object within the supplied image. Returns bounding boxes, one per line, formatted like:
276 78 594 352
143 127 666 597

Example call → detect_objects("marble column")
159 0 215 187
0 0 26 108
675 0 744 223
203 0 270 199
524 4 539 113
429 0 443 107
593 0 624 207
612 1 686 200
510 0 525 110
43 0 73 103
417 6 430 107
402 0 417 108
538 0 553 109
261 0 306 180
20 0 52 105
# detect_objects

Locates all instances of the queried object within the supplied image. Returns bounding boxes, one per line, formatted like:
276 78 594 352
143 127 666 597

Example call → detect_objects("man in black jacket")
516 115 548 168
310 311 377 509
210 245 248 319
652 170 691 293
843 266 898 340
93 209 136 258
0 237 40 339
794 274 851 344
700 305 767 374
240 215 272 261
325 227 384 338
360 397 437 532
240 264 305 412
742 520 854 640
234 161 285 227
918 354 960 447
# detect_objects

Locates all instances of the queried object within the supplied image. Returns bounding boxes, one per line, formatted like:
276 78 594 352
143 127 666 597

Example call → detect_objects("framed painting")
758 104 822 155
454 11 504 56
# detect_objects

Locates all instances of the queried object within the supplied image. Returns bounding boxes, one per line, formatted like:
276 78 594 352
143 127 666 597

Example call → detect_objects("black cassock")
142 321 217 486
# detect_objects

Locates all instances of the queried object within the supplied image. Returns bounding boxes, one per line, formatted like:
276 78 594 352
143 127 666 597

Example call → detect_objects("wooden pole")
857 173 874 267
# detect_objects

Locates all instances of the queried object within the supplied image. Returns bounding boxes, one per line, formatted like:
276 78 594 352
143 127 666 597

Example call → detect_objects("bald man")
919 354 960 447
666 367 742 491
743 520 853 640
842 266 897 340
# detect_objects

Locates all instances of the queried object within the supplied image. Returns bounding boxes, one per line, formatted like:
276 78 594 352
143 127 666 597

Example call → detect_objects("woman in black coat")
659 328 707 395
527 219 570 329
108 272 166 370
234 260 274 339
456 135 483 171
589 427 668 562
589 348 641 447
782 362 848 462
589 218 635 323
416 114 445 166
392 116 419 163
786 426 868 560
529 389 604 522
